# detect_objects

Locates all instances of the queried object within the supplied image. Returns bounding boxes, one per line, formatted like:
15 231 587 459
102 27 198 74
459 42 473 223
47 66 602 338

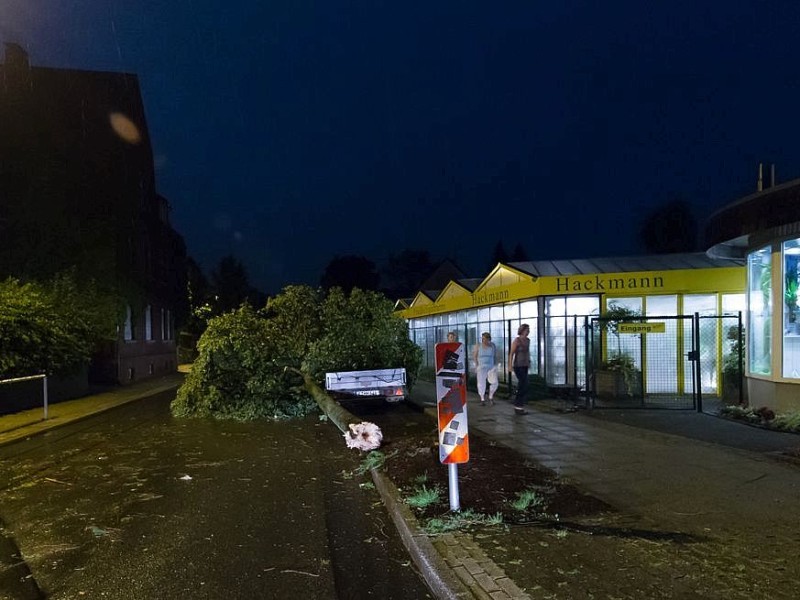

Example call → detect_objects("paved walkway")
0 373 184 448
3 373 800 599
410 380 800 528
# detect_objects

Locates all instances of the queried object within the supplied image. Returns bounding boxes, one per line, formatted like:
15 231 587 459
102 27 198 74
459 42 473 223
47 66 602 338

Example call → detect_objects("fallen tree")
172 285 420 450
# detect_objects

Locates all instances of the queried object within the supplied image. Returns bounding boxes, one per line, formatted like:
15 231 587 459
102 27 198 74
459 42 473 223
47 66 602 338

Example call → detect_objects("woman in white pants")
472 332 498 405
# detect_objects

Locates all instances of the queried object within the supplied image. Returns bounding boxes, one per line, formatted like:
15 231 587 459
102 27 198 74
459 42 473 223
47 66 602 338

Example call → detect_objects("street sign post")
434 342 469 511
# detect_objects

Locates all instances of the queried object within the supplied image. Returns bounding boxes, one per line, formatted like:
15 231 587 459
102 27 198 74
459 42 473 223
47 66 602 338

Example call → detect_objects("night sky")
3 1 800 292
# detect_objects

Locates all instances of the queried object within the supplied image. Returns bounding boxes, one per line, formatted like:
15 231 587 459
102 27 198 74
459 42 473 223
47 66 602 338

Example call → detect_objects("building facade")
0 43 187 385
399 253 745 404
707 175 800 412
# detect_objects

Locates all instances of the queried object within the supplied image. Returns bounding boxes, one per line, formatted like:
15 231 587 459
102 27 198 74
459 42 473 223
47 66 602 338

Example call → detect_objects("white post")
43 375 48 420
448 464 460 512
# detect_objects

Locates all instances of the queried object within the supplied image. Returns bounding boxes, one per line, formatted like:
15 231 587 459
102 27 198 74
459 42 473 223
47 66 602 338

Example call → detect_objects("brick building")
0 43 187 385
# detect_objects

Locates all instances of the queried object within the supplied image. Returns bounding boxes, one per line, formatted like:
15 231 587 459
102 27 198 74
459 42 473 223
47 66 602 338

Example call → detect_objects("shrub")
0 275 121 378
772 411 800 432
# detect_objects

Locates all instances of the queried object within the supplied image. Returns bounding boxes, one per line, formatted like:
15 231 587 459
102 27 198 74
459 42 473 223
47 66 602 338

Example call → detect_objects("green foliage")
405 484 442 509
262 285 323 361
172 285 421 420
772 411 800 432
411 473 430 485
423 509 504 535
510 489 546 512
171 304 317 420
720 404 800 433
304 287 423 387
722 326 744 384
0 275 122 378
353 450 397 476
598 352 641 396
601 352 636 373
600 304 642 336
786 275 799 322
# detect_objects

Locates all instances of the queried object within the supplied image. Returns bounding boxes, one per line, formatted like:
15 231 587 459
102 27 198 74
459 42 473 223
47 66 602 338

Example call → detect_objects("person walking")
508 323 531 415
472 332 498 406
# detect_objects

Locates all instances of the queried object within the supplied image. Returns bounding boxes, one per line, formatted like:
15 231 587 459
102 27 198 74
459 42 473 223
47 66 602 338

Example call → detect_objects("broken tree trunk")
294 369 383 451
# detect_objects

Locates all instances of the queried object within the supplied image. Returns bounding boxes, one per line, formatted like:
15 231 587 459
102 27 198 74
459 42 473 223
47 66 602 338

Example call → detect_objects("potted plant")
595 352 642 398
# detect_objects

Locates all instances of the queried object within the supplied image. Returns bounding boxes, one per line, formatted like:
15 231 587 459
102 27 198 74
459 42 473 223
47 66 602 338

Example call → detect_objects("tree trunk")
294 369 383 451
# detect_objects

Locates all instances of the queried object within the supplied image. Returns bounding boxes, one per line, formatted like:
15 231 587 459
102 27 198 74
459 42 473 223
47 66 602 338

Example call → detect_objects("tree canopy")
0 274 122 378
171 285 421 420
381 249 434 300
320 255 380 293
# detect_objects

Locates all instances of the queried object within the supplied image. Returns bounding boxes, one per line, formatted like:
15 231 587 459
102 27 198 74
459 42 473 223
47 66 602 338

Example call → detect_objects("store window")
748 246 772 375
783 239 800 378
683 294 717 393
645 295 677 393
520 300 537 318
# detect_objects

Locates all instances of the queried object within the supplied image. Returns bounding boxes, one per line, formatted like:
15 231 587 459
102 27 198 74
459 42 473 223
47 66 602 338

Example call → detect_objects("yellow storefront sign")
618 322 666 334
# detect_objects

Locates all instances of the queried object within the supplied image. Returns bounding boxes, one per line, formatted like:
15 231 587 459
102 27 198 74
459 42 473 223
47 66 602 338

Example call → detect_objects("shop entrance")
581 313 744 410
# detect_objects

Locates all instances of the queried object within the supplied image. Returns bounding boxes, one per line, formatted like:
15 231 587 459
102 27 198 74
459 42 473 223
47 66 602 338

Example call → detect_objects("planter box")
595 370 641 399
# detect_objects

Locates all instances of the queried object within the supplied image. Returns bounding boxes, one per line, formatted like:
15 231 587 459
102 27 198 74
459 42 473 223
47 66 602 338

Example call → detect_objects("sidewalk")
0 372 184 448
404 380 800 598
409 379 800 522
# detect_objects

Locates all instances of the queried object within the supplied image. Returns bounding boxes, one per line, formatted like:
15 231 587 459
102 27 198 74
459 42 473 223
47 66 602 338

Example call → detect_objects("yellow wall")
400 266 745 319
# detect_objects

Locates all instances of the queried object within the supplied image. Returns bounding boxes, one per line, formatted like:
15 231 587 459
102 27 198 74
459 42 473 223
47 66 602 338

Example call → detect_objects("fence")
0 374 49 419
409 312 745 411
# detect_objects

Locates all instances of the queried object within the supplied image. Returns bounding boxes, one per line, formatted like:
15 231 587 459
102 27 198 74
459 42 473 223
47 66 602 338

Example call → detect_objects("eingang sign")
618 322 666 334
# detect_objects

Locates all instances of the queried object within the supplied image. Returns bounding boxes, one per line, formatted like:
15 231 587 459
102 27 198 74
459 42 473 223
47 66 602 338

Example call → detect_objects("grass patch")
510 489 545 512
423 509 504 535
406 484 442 509
411 473 429 485
353 449 398 476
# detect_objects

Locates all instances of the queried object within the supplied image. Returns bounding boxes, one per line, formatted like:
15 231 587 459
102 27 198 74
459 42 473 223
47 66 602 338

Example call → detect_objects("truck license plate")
354 390 381 396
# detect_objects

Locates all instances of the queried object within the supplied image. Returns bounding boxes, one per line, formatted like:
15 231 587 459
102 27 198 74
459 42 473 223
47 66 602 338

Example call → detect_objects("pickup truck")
324 368 407 402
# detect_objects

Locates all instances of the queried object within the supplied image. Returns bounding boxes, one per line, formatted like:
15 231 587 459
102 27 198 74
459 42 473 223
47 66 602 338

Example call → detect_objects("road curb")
370 468 472 600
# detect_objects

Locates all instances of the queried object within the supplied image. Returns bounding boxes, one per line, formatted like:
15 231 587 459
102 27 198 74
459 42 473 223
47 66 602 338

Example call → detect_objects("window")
166 309 173 340
124 305 134 341
748 246 772 375
161 308 166 340
145 305 153 341
783 239 800 378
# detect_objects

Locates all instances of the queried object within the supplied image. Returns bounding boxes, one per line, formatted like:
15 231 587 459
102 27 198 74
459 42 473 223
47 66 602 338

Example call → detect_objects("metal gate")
586 314 697 409
583 313 744 410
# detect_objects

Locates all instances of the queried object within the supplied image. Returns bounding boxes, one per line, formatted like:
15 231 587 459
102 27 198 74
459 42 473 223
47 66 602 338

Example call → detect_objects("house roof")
508 252 744 277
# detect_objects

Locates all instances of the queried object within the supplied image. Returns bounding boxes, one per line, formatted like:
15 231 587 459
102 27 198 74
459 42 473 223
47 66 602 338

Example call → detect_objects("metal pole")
695 313 703 413
448 463 460 512
737 311 744 405
43 375 49 420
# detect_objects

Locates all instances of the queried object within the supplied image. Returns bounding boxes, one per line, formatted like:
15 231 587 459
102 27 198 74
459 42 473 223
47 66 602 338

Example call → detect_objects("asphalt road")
0 391 432 600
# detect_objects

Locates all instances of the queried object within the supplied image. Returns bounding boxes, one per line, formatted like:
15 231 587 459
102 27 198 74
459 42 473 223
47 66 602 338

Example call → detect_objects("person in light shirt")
472 332 498 406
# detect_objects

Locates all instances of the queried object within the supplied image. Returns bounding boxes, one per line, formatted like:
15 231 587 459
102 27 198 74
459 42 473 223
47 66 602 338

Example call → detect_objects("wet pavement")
408 381 800 599
4 374 800 598
0 383 432 599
